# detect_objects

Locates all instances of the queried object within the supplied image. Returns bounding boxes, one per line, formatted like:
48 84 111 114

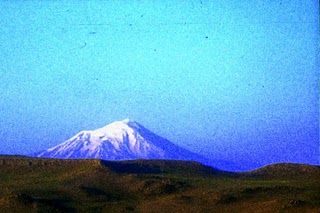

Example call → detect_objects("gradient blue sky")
0 0 318 169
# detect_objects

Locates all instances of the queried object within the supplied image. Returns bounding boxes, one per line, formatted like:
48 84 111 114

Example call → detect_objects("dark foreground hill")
0 156 319 213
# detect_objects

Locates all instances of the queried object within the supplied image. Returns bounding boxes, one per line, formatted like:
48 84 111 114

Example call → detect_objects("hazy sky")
0 0 318 169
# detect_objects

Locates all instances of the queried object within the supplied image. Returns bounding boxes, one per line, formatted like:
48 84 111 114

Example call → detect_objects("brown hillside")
0 156 319 212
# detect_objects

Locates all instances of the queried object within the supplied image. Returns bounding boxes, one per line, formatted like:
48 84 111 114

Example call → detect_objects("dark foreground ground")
0 156 319 213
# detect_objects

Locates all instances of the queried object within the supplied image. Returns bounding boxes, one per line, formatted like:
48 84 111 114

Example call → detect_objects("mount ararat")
33 119 240 171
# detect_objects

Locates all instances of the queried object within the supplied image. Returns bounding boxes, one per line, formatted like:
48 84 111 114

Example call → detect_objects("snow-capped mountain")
35 119 202 161
34 119 241 171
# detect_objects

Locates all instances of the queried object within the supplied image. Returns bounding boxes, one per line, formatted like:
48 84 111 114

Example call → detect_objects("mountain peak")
121 118 132 123
95 119 140 135
121 118 141 128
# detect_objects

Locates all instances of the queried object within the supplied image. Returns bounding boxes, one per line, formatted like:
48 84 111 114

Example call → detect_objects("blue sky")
0 0 318 169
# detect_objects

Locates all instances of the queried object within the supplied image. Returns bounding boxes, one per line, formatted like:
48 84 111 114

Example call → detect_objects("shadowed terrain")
0 155 319 212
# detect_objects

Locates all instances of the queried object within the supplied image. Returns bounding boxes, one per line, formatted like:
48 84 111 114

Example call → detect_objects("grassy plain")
0 156 319 212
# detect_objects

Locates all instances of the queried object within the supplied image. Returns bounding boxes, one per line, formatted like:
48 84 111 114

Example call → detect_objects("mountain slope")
243 163 320 180
35 119 236 169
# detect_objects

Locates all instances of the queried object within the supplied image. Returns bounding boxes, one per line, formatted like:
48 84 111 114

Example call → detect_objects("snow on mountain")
35 119 199 161
33 119 241 171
